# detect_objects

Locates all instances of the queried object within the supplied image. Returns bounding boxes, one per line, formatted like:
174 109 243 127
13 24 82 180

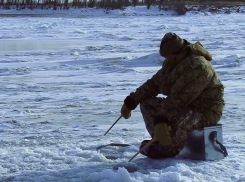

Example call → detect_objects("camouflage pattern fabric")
139 97 207 159
129 41 225 126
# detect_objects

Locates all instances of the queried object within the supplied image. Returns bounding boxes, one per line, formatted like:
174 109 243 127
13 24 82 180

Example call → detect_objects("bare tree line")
0 0 244 10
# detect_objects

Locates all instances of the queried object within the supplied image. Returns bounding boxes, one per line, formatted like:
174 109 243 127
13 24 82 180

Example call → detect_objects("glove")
154 123 172 146
121 104 132 119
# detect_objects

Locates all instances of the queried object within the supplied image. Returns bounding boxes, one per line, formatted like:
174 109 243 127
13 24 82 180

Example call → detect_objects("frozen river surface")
0 8 245 182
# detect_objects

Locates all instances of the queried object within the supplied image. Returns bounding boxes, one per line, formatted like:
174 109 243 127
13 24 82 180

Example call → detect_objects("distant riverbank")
0 5 245 17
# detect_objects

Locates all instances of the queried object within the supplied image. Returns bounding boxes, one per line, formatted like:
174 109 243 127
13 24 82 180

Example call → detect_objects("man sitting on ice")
120 32 225 159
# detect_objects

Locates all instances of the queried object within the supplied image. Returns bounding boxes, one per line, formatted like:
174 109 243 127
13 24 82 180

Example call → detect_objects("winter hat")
159 32 185 57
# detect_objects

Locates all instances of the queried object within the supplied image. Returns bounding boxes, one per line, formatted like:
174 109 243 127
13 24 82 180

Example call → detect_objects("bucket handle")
210 131 228 157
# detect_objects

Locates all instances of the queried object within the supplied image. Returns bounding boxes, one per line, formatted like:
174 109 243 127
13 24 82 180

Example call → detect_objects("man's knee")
140 97 155 108
140 97 164 111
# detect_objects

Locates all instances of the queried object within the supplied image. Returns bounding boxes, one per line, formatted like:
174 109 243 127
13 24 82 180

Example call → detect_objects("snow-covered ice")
0 6 245 182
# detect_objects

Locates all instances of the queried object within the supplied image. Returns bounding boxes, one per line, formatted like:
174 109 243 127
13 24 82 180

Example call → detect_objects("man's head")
159 32 185 58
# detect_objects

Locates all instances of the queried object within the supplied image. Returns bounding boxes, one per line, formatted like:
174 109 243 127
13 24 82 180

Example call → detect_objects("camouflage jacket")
127 42 225 125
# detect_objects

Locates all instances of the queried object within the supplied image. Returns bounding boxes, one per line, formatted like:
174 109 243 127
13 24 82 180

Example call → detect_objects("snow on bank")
0 5 245 17
0 6 176 16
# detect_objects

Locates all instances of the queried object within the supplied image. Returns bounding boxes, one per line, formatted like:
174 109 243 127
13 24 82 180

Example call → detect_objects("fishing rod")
104 115 123 136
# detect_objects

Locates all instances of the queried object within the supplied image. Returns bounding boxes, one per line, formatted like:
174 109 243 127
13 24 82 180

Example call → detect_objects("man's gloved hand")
121 104 132 119
154 123 172 146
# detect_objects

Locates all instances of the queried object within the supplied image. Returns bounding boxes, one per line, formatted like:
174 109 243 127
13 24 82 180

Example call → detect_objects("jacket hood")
162 41 213 70
184 41 212 61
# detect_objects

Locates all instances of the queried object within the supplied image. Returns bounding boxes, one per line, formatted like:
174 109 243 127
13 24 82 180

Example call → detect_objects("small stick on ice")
104 115 123 136
96 143 130 150
128 138 157 162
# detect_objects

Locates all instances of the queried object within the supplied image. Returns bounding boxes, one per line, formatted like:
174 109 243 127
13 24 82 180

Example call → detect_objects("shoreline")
0 5 244 17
